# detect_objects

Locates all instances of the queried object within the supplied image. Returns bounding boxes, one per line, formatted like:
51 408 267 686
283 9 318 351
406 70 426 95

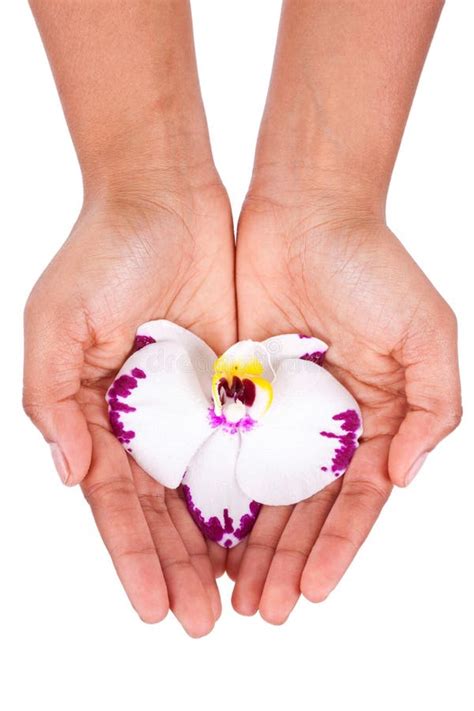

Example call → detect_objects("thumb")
388 307 462 487
23 291 92 485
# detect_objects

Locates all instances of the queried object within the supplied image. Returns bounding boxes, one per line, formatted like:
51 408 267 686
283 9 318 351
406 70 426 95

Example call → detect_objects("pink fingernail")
50 443 70 484
405 452 428 486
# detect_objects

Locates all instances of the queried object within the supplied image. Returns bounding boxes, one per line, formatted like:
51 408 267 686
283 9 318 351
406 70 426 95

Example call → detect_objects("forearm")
29 0 215 198
253 0 444 206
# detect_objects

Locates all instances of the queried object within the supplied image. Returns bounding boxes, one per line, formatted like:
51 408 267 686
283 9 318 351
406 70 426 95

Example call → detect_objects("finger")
165 487 222 620
207 540 227 579
23 293 92 485
259 479 341 625
131 462 215 638
389 307 462 486
231 505 293 616
301 437 392 602
82 426 169 623
226 538 248 581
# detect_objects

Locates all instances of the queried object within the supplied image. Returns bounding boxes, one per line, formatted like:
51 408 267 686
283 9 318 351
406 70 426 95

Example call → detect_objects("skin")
24 0 461 632
24 0 233 637
230 0 461 623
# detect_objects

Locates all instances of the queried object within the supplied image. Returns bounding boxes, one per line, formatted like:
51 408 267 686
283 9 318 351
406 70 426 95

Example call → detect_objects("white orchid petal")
246 378 273 420
217 339 270 370
107 339 211 489
135 319 217 395
236 359 363 505
262 333 328 372
215 339 274 382
182 429 260 548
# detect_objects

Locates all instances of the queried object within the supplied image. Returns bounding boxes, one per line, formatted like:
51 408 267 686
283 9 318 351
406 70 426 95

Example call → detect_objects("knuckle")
319 529 359 553
22 397 42 425
246 540 277 555
24 275 79 335
160 558 193 574
82 477 135 508
24 283 59 329
341 478 389 511
300 489 337 512
275 546 309 562
441 403 463 433
110 543 157 564
189 549 213 564
440 302 457 331
429 300 458 340
411 299 457 350
137 492 168 516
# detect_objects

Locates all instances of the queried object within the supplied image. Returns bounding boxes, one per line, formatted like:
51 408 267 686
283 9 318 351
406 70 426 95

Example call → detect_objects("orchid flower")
107 321 363 548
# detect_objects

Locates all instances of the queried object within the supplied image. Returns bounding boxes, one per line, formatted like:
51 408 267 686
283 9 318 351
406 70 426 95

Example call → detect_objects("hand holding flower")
231 190 461 622
23 0 236 636
107 321 362 548
229 0 460 622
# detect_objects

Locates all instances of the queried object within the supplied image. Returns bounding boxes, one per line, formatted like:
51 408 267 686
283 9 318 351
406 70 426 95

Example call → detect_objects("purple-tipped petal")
236 359 363 505
133 319 217 395
182 429 260 548
262 333 328 374
106 324 215 489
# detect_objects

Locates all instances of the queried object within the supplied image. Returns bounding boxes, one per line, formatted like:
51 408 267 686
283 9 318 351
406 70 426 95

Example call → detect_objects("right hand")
231 182 461 622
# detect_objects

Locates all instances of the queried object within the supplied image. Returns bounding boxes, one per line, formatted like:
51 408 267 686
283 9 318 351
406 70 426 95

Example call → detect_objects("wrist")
249 157 387 224
72 88 218 202
81 127 221 208
252 111 392 218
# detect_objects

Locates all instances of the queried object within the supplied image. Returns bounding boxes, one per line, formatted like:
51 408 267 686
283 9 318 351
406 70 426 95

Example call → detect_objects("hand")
231 183 461 623
23 174 236 636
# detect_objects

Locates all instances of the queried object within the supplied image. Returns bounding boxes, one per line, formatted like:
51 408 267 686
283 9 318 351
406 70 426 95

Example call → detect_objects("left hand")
23 177 235 635
230 184 461 623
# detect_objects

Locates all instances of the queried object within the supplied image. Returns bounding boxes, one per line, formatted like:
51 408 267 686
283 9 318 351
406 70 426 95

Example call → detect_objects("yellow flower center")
211 353 273 418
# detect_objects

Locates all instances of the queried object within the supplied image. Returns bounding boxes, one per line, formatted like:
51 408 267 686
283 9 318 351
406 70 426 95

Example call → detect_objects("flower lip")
212 343 274 417
222 401 247 423
218 376 256 407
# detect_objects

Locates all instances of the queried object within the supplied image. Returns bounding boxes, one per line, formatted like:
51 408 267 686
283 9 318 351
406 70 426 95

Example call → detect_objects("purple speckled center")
320 408 361 476
182 483 261 545
107 367 147 447
208 406 257 434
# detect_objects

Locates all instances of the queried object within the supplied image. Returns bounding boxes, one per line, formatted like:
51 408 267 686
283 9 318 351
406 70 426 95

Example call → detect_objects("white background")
1 1 473 709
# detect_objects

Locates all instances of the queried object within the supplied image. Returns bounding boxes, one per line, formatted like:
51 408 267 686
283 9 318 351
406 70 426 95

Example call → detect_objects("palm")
27 187 235 635
231 196 454 622
237 210 432 436
74 193 236 426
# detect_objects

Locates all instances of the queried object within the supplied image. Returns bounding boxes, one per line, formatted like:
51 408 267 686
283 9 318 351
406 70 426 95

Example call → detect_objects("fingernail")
50 443 70 484
405 452 428 486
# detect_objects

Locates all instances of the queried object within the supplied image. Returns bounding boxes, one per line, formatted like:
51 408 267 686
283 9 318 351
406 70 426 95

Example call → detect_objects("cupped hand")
23 178 236 636
231 187 461 623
